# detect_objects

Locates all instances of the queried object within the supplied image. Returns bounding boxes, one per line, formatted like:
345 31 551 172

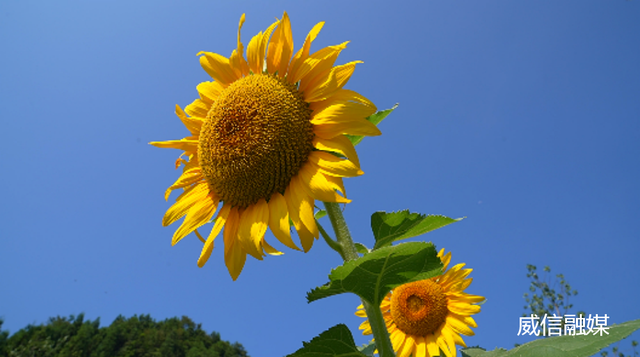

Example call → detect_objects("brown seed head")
198 74 314 208
390 279 449 336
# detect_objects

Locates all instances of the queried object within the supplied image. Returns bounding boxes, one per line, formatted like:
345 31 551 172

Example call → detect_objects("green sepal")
354 242 370 254
460 319 640 357
315 210 327 219
346 104 398 146
371 210 463 250
307 242 442 305
286 324 368 357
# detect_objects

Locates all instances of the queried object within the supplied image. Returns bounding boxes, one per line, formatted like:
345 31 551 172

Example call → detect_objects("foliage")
307 242 442 305
523 264 579 330
461 319 640 357
306 202 640 357
286 324 368 357
370 210 462 250
0 314 248 357
521 265 638 357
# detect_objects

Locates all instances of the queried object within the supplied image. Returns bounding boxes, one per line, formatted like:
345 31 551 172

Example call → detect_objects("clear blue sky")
1 1 639 356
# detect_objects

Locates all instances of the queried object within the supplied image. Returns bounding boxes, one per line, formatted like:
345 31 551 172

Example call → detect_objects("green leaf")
371 210 463 250
354 243 370 254
286 324 367 357
307 242 442 305
357 341 376 357
461 348 507 357
346 104 398 146
460 319 640 357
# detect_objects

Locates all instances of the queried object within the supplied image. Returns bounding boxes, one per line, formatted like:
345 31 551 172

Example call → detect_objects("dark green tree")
0 314 248 357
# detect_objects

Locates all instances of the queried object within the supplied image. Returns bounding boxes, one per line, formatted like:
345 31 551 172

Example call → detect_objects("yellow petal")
162 182 209 227
246 20 279 74
447 301 481 316
387 323 397 333
196 81 225 104
261 239 283 256
303 61 361 102
298 163 350 203
178 153 199 171
311 101 376 126
313 135 360 168
174 105 203 136
390 329 405 351
149 137 199 152
309 89 376 114
398 335 415 357
164 167 203 200
228 14 249 78
314 118 382 139
266 11 293 77
198 51 238 85
323 174 347 197
296 42 348 88
435 331 452 357
184 98 210 119
295 215 316 253
440 249 452 271
452 329 467 348
237 199 269 260
446 315 475 336
449 292 485 304
267 192 300 251
359 320 372 335
291 175 319 239
194 229 206 243
426 334 440 357
284 177 317 252
460 315 478 328
288 21 324 83
307 151 363 177
413 336 427 357
459 278 474 291
441 326 458 357
224 207 247 280
197 204 231 267
171 193 219 245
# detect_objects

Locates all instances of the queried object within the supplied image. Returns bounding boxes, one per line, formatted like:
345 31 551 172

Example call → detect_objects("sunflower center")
198 74 314 208
390 279 449 336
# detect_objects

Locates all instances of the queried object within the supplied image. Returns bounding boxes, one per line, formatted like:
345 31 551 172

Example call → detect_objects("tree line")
0 314 248 357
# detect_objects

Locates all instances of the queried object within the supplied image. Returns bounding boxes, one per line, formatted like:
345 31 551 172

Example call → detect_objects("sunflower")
356 248 484 357
150 12 380 280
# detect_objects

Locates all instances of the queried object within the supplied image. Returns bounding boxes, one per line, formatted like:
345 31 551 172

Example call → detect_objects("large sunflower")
356 249 484 357
151 12 380 280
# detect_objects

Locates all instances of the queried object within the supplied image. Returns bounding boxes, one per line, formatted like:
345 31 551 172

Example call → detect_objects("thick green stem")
323 202 396 357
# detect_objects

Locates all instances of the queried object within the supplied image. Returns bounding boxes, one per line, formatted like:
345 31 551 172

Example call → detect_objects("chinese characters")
517 314 610 336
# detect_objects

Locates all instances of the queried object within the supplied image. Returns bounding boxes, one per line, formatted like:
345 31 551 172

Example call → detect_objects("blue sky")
1 1 639 356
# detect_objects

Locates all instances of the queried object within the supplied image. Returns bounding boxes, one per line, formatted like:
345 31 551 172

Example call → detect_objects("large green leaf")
461 319 640 357
307 242 442 305
346 104 398 146
286 324 368 357
371 210 463 250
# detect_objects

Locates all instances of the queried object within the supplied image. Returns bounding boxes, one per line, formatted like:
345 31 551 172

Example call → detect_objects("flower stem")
323 201 396 357
316 220 345 260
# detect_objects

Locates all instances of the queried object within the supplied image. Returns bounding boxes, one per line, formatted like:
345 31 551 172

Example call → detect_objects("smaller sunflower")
355 248 484 357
